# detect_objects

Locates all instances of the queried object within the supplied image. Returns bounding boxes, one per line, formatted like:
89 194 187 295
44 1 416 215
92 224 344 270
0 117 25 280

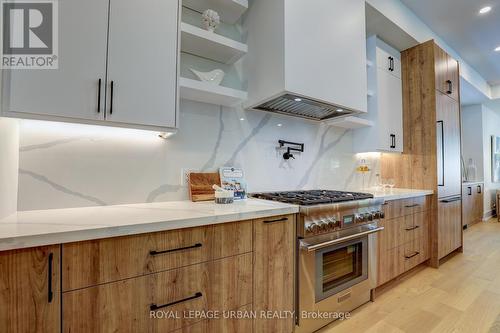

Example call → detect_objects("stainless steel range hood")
243 0 368 121
253 94 357 121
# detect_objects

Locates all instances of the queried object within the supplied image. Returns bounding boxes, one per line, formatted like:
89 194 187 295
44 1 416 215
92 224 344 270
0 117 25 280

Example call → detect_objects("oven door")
296 224 382 333
314 236 368 302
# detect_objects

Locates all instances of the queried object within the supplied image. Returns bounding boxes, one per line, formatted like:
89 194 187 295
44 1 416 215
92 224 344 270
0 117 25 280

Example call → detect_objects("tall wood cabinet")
0 246 61 333
381 40 462 267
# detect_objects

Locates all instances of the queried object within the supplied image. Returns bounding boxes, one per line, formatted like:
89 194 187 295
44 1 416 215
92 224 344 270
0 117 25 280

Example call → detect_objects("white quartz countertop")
0 199 299 251
360 188 434 201
462 181 484 186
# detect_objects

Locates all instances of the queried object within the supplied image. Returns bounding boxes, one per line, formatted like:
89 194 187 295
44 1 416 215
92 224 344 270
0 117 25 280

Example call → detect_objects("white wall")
461 105 484 181
16 100 380 211
481 103 500 216
0 118 19 218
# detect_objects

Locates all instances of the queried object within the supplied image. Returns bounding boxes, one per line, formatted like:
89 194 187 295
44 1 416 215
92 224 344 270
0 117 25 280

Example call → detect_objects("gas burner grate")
251 190 373 205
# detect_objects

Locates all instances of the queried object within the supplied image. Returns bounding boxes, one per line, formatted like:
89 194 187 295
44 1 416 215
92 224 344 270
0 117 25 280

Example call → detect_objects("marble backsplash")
17 100 380 211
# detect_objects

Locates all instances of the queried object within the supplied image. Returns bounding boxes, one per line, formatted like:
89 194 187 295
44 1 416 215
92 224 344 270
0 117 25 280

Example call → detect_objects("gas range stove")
251 190 374 205
251 190 385 238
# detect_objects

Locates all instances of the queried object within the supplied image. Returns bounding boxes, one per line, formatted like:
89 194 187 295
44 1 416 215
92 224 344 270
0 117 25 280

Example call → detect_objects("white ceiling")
401 0 500 86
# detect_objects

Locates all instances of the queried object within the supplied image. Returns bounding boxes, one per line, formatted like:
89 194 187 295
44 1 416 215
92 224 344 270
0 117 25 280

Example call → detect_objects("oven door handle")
300 227 384 252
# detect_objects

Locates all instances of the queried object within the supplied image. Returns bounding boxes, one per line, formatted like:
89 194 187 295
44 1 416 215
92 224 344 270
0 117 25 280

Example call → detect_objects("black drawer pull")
150 243 202 256
404 204 420 208
446 80 452 94
405 251 420 259
150 292 203 311
263 217 288 224
477 185 482 194
468 187 472 195
405 225 420 231
48 252 54 303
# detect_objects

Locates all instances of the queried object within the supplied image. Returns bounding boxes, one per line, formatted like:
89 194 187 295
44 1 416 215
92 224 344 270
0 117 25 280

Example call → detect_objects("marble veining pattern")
17 100 380 210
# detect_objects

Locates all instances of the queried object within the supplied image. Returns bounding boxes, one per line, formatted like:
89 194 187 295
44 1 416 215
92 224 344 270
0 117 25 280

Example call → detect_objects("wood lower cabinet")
377 197 431 286
253 215 295 333
0 215 296 333
62 220 252 291
0 245 61 333
462 183 484 227
438 198 462 259
63 254 252 332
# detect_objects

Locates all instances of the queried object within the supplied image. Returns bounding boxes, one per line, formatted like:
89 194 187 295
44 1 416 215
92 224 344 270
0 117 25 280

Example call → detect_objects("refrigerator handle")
437 121 445 186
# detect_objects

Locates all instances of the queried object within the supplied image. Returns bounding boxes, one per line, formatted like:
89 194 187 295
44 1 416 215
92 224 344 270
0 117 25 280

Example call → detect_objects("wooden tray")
188 172 221 202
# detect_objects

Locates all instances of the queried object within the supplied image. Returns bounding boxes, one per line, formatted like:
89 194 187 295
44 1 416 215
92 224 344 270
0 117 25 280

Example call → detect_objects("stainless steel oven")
296 223 382 333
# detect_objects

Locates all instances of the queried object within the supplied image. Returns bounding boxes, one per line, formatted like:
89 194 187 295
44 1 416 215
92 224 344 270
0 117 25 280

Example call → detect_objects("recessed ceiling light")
294 98 302 102
277 123 283 127
479 6 492 14
495 46 500 52
239 117 245 121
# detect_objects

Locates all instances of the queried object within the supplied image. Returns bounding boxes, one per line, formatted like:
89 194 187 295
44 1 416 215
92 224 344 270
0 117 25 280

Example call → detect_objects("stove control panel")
304 210 385 236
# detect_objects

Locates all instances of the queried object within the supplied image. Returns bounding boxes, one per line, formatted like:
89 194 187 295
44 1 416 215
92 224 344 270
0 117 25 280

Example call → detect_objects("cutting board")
188 172 221 202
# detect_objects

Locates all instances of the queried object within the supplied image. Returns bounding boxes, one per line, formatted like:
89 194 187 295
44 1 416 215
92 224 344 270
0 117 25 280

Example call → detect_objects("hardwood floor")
322 219 500 333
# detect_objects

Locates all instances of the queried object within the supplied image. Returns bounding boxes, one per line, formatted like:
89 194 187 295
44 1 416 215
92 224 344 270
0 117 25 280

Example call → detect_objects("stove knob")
373 211 380 219
367 213 374 221
379 210 385 219
306 223 319 234
327 218 338 230
355 214 363 223
317 221 328 232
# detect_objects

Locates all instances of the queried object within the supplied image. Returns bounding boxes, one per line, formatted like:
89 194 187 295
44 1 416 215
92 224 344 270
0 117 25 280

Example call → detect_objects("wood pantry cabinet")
1 0 179 131
381 40 462 268
377 196 431 286
0 215 295 333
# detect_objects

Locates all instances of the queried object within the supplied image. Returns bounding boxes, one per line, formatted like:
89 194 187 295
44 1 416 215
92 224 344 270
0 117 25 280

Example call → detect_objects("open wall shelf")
179 77 247 107
182 0 248 24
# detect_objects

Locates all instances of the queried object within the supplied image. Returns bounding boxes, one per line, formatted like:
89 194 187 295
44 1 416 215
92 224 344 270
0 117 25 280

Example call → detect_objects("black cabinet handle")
446 80 452 94
440 196 461 203
97 79 101 113
405 251 420 259
388 56 394 71
48 252 53 303
468 187 472 195
404 204 420 208
477 185 482 194
263 217 289 224
150 243 202 256
390 134 396 149
109 80 114 115
405 225 420 231
150 292 203 311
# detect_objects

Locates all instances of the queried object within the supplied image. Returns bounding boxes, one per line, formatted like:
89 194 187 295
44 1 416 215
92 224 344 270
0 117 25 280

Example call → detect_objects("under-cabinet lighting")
294 98 302 102
479 6 492 14
355 152 381 159
20 119 173 142
336 109 344 112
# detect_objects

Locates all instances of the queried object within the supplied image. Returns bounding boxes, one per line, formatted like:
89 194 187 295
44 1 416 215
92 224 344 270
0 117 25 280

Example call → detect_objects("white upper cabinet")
353 36 403 153
1 0 179 131
2 0 109 121
244 0 367 115
105 0 179 128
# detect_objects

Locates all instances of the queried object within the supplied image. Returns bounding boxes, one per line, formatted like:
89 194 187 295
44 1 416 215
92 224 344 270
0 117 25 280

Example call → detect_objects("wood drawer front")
170 305 253 333
401 237 428 272
382 198 413 219
383 196 431 220
400 211 429 245
63 253 252 333
63 221 252 291
412 196 432 213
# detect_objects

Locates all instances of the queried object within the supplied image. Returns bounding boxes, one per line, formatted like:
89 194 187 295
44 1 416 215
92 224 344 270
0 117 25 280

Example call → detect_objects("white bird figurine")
190 68 225 86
